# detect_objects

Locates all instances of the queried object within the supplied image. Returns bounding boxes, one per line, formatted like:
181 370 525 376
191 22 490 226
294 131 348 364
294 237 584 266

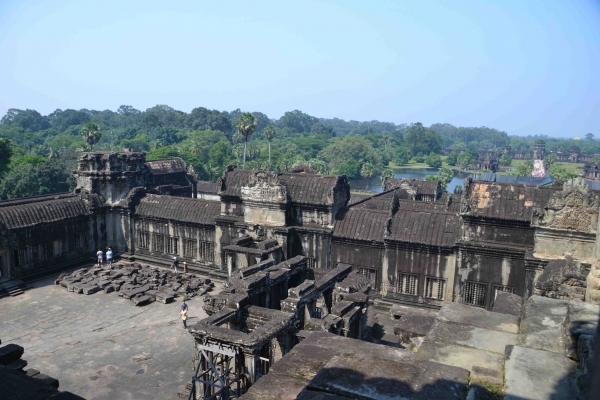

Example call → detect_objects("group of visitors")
170 257 188 274
96 248 113 267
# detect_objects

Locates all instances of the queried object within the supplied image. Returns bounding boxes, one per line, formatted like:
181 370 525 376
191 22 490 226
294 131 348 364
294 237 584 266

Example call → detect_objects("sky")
0 0 599 137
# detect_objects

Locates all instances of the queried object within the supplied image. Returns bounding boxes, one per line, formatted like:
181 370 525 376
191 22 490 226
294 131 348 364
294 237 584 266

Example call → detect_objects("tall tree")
383 132 389 152
81 123 101 151
237 112 257 169
586 133 594 141
264 125 276 170
0 138 13 178
360 162 374 190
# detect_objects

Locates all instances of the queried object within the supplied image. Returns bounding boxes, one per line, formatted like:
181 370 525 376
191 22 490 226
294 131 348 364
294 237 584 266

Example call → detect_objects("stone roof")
478 173 555 187
348 193 371 206
333 209 390 243
219 167 348 206
145 158 187 175
218 168 254 198
196 181 218 194
388 209 459 247
0 193 103 230
135 195 220 225
462 179 559 222
277 172 344 205
349 190 397 211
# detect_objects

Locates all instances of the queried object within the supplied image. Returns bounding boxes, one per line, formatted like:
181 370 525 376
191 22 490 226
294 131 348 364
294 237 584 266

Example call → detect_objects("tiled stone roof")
145 158 187 175
219 167 348 206
333 209 390 243
277 172 342 205
388 209 459 247
135 195 220 225
196 181 219 194
0 193 102 230
463 180 559 222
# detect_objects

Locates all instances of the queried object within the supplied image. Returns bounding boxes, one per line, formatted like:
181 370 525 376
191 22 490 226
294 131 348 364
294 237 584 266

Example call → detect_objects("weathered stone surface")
394 315 436 344
436 302 519 333
491 291 522 317
586 259 600 304
241 371 308 400
470 365 503 387
534 257 589 301
519 295 568 353
504 345 581 400
562 300 600 361
307 353 469 400
415 341 504 373
132 295 152 306
82 285 100 295
425 320 517 354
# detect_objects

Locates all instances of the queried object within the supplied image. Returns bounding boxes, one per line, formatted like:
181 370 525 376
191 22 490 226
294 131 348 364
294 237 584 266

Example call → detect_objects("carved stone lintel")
532 178 599 234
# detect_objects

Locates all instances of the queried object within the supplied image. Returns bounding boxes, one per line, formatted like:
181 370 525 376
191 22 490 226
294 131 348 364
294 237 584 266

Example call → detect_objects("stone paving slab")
504 345 581 400
0 274 222 400
436 302 519 333
425 320 518 354
415 341 504 373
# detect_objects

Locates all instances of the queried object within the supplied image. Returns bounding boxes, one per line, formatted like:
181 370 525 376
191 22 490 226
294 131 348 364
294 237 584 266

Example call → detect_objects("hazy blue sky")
1 0 598 137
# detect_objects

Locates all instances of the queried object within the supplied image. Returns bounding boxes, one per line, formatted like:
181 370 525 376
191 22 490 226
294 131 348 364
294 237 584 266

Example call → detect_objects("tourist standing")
106 248 113 267
172 256 179 274
96 249 103 267
180 299 188 329
183 261 187 274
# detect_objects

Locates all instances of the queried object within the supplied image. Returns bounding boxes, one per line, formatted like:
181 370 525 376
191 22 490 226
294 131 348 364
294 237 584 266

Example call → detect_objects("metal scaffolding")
188 340 245 400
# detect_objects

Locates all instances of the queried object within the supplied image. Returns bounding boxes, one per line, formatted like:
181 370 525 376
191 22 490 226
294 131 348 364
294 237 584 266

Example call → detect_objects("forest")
0 105 596 200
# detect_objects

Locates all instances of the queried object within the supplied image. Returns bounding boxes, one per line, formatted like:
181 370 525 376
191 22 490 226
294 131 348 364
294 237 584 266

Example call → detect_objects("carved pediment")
532 178 599 233
241 171 288 203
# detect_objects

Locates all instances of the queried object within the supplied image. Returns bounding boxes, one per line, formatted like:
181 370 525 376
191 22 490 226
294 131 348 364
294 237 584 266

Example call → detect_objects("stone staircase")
0 280 26 298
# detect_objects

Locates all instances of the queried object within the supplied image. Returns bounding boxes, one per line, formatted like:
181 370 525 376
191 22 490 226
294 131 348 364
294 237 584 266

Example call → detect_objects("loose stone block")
0 344 25 365
82 285 101 295
394 315 436 344
491 291 523 317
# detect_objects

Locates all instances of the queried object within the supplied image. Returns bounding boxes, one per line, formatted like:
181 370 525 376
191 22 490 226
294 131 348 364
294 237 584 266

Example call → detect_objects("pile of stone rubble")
54 263 214 306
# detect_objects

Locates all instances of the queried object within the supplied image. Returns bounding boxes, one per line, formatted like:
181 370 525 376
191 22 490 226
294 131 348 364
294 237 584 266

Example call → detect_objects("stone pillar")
586 261 600 304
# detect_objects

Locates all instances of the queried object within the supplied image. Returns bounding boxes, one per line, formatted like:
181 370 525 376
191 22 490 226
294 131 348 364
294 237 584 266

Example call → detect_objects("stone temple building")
2 150 600 310
2 150 600 399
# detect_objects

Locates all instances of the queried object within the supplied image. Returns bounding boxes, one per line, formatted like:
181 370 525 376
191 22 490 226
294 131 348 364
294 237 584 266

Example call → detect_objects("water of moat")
349 167 472 194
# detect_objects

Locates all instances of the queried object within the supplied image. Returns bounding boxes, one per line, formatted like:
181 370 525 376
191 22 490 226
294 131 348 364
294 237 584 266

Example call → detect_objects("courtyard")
0 265 221 400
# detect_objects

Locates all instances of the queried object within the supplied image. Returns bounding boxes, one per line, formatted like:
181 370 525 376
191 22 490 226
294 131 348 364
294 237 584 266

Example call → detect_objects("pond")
348 167 472 194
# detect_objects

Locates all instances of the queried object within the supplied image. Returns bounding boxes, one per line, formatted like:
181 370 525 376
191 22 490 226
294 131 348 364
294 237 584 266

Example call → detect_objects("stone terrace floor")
0 264 221 400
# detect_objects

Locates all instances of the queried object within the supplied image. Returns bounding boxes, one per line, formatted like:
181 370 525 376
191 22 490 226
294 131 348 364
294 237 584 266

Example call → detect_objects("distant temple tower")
533 139 546 161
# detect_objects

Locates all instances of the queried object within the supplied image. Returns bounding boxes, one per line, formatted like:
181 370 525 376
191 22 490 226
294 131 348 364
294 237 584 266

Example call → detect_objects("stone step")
6 285 24 296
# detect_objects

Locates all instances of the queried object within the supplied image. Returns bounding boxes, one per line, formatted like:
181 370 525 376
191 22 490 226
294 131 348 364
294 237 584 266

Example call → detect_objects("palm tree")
81 123 101 151
189 141 202 158
232 144 244 161
360 162 374 191
383 132 389 152
264 125 276 170
237 113 257 169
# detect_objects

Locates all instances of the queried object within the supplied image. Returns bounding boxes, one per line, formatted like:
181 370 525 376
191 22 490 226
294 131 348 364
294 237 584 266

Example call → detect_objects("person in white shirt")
96 249 103 267
106 248 113 267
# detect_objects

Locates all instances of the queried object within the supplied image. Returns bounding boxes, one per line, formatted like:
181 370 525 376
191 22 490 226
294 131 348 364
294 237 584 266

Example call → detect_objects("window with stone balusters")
425 277 446 300
183 239 196 258
152 234 164 253
199 241 214 261
397 273 418 296
167 237 178 254
463 281 487 307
